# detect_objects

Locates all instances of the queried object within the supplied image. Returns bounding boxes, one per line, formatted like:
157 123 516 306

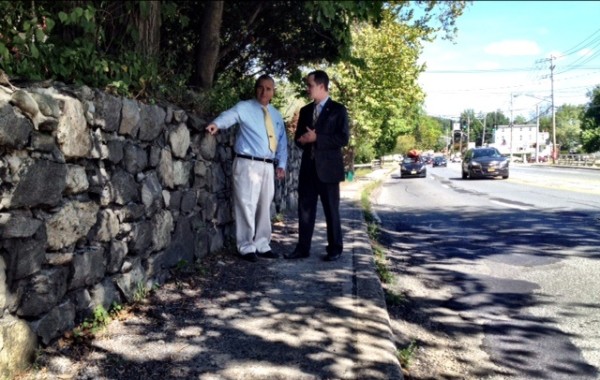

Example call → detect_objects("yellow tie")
262 106 277 152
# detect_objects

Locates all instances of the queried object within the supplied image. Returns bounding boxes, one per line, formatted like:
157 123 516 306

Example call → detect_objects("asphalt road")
374 162 600 379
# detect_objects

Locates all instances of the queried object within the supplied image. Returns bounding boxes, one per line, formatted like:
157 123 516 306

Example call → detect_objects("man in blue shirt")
206 75 288 262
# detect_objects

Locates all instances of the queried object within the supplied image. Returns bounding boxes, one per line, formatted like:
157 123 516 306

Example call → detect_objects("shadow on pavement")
375 203 600 380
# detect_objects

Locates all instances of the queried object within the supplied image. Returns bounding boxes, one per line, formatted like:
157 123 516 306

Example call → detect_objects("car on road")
400 156 427 178
461 147 509 179
527 155 548 163
432 156 447 167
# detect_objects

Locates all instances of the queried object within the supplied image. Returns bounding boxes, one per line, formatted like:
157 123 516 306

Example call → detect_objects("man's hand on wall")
206 123 219 135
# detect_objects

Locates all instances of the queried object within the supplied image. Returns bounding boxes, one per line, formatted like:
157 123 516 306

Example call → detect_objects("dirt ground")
14 237 277 380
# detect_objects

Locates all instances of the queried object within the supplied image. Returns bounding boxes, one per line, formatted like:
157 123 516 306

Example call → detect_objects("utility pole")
535 104 539 163
510 93 514 161
466 113 470 148
550 55 557 164
481 115 487 146
458 118 463 154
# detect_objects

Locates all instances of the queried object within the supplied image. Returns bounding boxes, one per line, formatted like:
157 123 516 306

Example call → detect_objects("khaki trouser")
232 157 274 255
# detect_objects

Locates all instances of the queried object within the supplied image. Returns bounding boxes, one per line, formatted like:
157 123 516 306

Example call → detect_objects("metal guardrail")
353 159 382 169
556 154 599 167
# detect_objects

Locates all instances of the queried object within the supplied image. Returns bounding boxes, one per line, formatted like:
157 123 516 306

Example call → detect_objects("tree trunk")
194 1 224 90
136 1 161 58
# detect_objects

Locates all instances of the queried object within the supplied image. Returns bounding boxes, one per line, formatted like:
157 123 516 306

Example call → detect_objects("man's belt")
235 154 274 164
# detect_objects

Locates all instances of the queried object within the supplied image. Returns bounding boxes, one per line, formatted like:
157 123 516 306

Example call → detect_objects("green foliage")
272 213 284 223
413 114 443 151
374 244 394 284
194 261 208 277
73 305 111 339
329 9 426 161
385 290 406 306
360 181 380 221
1 0 466 126
175 259 188 271
133 281 148 303
199 72 255 114
397 340 418 368
581 86 600 152
555 104 584 152
0 2 190 102
539 104 585 151
513 115 527 124
396 134 417 155
323 2 467 162
353 167 372 178
367 222 380 241
214 1 387 82
360 180 395 284
110 302 123 314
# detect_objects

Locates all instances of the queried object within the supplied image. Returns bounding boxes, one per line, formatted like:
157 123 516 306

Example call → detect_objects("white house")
491 124 551 158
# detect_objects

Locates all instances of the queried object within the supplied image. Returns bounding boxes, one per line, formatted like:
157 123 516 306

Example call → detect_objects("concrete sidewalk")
199 168 402 379
27 168 402 380
220 172 403 379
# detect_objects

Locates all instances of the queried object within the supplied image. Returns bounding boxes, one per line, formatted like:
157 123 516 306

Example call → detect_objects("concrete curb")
342 198 403 379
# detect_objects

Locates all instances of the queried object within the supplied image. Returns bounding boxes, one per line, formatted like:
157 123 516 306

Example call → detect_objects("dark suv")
461 147 509 179
432 156 447 167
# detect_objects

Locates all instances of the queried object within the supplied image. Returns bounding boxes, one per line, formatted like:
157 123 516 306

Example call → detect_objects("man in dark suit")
285 70 350 261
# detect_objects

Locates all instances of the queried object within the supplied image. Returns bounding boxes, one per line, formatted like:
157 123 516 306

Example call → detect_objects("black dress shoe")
323 252 342 262
239 252 258 262
257 250 279 259
284 249 310 260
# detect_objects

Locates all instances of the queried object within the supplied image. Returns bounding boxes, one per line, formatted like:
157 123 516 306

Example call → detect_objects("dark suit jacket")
295 98 350 183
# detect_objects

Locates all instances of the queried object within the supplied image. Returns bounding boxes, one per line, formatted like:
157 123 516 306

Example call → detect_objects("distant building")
491 124 551 157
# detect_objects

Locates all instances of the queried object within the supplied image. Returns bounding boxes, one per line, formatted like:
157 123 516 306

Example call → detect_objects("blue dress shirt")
212 99 288 169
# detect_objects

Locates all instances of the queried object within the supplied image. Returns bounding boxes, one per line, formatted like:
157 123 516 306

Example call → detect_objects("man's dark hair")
255 74 275 89
308 70 329 91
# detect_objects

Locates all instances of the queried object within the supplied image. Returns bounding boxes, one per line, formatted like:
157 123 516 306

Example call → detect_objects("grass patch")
133 281 148 303
272 213 285 223
373 243 394 284
360 180 380 223
396 340 418 368
71 304 117 340
360 180 395 285
385 289 406 305
353 167 372 178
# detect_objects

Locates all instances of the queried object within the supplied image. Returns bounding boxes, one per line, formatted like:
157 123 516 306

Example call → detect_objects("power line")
559 27 600 57
558 47 600 74
424 66 600 74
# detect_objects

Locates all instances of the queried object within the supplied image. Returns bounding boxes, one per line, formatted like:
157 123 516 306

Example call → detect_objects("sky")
418 1 600 122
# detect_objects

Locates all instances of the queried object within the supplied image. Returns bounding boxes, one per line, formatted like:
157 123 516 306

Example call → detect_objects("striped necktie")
310 103 321 159
313 103 321 126
262 105 277 152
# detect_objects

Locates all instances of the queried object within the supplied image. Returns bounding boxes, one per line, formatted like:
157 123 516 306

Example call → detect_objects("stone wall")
0 84 301 376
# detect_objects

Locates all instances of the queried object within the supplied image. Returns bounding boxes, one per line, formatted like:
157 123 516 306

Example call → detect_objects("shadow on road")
374 204 600 379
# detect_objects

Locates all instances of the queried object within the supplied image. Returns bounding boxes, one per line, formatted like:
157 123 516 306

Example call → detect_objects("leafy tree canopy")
0 0 467 107
581 85 600 152
320 2 467 161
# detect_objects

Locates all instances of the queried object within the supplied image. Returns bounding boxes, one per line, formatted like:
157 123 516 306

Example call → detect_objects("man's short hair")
308 70 329 91
255 74 275 89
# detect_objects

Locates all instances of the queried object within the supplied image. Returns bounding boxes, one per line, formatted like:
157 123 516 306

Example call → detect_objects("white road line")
490 200 530 211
